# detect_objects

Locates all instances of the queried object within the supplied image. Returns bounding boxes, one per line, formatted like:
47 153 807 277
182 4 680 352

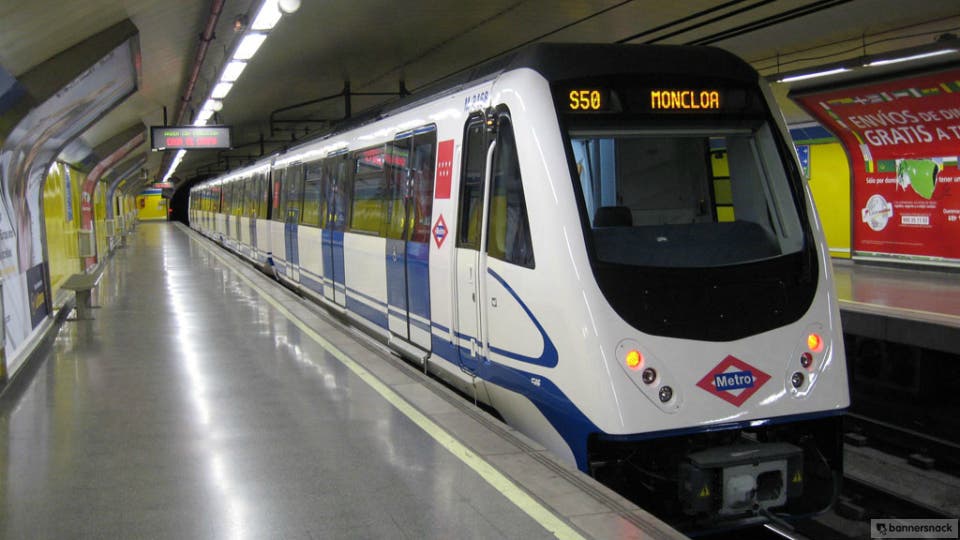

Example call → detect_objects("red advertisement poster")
792 68 960 262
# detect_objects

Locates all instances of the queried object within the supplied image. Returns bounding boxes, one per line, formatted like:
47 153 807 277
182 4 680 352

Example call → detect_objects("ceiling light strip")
163 0 288 182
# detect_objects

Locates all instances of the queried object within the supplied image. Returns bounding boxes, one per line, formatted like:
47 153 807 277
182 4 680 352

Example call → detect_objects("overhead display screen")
150 126 232 150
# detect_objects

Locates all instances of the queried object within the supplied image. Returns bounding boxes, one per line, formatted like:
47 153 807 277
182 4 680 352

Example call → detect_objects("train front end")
546 46 849 529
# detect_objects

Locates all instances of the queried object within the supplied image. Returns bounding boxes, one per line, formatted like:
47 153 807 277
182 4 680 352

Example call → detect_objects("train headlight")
625 350 643 370
787 324 829 398
617 339 681 412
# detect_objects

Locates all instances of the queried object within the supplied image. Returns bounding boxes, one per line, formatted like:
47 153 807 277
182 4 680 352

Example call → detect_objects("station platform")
0 222 681 539
832 259 960 354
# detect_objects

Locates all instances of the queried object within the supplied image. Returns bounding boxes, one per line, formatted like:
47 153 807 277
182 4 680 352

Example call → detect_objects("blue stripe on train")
385 239 407 316
346 293 388 329
301 236 594 470
406 241 430 319
429 319 595 471
321 229 346 293
300 272 324 296
385 238 431 331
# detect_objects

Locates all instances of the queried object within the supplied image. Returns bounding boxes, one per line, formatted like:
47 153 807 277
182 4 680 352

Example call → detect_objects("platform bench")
61 269 103 320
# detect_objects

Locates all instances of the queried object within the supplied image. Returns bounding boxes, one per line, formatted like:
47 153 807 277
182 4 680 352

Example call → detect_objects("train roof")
317 43 760 138
449 42 759 88
193 43 761 188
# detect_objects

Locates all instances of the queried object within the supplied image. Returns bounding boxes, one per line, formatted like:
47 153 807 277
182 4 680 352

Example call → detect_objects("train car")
189 43 849 529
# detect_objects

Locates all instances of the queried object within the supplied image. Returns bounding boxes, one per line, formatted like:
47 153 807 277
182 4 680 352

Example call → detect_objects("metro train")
189 43 849 528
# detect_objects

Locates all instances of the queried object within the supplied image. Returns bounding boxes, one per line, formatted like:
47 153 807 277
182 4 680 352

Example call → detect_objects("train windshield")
569 123 806 268
556 79 817 340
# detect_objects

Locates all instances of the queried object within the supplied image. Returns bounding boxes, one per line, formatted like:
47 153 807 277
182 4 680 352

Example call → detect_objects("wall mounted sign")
150 126 232 150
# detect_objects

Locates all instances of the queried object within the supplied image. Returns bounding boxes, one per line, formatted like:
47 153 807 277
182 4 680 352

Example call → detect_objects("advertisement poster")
792 68 960 263
27 263 50 328
0 40 136 365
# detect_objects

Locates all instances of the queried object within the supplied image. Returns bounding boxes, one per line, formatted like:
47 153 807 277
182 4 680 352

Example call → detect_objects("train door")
454 116 492 373
283 164 303 280
233 182 242 242
245 176 257 255
385 130 436 350
222 183 232 242
322 155 349 307
256 171 271 262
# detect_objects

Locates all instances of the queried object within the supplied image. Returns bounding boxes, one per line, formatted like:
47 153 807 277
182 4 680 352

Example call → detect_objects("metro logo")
713 370 755 391
432 214 448 249
696 355 770 407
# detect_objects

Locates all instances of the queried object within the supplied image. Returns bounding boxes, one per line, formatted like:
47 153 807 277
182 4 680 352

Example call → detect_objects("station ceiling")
1 0 958 192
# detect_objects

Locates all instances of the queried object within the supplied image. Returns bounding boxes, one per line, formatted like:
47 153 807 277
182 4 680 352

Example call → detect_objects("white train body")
190 44 849 527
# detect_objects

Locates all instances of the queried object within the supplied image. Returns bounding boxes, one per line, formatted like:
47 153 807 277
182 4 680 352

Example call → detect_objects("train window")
244 177 258 218
457 118 487 249
224 183 234 215
221 184 230 214
260 175 269 218
350 146 386 236
233 182 243 216
284 164 305 223
326 156 351 232
410 131 436 244
383 131 437 242
568 121 805 268
302 162 324 227
271 168 285 222
383 140 409 240
487 116 534 268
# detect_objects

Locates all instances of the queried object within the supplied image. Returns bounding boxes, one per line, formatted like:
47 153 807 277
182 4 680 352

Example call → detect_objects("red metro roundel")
696 355 771 407
432 214 448 249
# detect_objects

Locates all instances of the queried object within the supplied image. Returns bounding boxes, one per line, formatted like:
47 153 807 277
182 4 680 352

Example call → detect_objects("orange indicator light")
626 350 643 370
807 333 824 353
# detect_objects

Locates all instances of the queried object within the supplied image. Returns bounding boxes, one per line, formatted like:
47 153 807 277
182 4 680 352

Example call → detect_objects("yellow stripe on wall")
807 142 851 259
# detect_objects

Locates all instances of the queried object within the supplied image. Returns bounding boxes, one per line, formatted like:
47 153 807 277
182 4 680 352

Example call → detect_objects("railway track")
702 434 959 540
845 412 960 475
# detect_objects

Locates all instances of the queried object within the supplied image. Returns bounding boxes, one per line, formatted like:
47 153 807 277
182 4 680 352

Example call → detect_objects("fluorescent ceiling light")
221 61 247 83
211 82 234 99
779 67 850 83
866 49 957 67
202 98 223 112
196 108 215 123
251 0 282 30
163 150 187 182
233 33 267 61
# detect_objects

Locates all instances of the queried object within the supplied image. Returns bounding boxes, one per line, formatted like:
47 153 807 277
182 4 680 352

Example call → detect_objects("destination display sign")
649 89 721 111
150 126 232 150
558 82 754 115
567 89 608 112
